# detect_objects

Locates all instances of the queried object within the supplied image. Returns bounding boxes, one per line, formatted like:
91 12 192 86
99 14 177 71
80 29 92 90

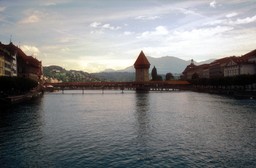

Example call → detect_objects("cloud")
19 14 40 24
124 31 134 35
229 15 256 25
226 12 238 18
59 37 75 43
43 2 57 6
90 22 101 28
173 26 233 39
0 6 6 12
77 55 133 72
205 19 226 26
210 0 217 8
137 26 169 38
89 22 121 32
60 47 70 52
40 0 71 6
135 15 160 20
206 15 256 26
20 45 40 56
102 24 121 30
90 30 104 34
177 7 202 16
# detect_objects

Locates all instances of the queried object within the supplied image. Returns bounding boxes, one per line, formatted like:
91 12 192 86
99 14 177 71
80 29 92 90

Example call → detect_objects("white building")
224 58 256 77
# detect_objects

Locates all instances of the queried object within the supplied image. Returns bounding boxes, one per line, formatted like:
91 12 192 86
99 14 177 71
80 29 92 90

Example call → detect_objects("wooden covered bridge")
44 80 190 93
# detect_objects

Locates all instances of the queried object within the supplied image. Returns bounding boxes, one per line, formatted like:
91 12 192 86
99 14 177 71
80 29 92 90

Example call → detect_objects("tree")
156 75 163 81
151 66 157 81
166 73 174 80
151 66 163 81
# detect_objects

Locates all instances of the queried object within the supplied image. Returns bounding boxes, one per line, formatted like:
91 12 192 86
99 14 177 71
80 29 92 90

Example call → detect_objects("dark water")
0 90 255 168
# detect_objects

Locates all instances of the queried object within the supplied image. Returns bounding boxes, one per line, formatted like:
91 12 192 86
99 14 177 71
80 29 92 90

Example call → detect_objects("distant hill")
43 65 101 82
94 56 215 82
91 72 134 82
117 56 214 74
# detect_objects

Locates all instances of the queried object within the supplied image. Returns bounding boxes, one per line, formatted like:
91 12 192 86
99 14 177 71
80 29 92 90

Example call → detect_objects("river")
0 90 255 167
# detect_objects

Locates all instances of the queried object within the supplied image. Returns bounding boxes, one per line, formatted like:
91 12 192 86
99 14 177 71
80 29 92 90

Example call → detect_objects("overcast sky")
0 0 256 72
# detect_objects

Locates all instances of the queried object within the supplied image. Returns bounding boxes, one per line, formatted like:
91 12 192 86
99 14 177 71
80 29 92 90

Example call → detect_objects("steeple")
134 50 150 69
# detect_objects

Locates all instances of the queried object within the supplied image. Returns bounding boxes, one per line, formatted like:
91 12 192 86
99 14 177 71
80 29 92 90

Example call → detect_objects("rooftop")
134 51 150 69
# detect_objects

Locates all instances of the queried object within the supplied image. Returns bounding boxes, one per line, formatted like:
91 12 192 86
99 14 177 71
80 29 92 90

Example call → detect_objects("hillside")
92 72 134 82
43 65 101 82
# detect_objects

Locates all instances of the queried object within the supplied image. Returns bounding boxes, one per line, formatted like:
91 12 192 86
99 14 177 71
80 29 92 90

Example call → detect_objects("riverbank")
191 87 256 99
0 89 43 107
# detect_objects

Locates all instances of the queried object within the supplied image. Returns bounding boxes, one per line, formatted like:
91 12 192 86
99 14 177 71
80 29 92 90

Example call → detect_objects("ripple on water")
0 91 255 167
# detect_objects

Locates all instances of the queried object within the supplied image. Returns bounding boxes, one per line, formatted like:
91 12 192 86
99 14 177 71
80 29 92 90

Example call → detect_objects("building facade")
0 46 17 77
0 42 42 81
224 51 256 77
183 49 256 80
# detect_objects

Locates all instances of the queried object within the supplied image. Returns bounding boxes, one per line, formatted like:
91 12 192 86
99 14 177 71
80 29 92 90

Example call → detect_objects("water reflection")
134 92 153 161
134 92 150 134
0 99 44 167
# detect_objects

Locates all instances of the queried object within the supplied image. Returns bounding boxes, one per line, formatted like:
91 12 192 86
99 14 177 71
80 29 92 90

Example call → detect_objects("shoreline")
190 87 256 99
0 90 43 107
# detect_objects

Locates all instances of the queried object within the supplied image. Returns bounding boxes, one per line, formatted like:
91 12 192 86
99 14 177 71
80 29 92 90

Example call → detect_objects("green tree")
151 66 163 81
166 73 174 80
151 66 157 81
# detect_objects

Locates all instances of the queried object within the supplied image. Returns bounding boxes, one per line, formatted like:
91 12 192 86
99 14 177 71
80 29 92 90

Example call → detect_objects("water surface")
0 91 255 167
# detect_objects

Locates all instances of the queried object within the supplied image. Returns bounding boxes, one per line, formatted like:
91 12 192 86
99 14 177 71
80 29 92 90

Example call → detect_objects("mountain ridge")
111 56 215 74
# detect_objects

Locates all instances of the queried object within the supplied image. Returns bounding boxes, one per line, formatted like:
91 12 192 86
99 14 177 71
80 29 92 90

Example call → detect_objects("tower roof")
134 51 150 69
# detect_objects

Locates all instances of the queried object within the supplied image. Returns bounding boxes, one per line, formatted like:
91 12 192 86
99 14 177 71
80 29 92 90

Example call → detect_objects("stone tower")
134 51 150 82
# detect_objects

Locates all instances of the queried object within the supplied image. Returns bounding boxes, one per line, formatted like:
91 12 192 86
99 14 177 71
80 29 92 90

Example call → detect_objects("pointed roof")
134 51 150 69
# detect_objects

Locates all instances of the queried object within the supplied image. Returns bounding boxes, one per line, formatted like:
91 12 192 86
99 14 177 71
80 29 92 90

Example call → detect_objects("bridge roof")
134 51 150 68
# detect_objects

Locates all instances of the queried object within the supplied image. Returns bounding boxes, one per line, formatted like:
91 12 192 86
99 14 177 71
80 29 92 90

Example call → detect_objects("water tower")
134 51 150 82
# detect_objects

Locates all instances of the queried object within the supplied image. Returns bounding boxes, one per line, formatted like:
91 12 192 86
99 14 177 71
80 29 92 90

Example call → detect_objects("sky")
0 0 256 72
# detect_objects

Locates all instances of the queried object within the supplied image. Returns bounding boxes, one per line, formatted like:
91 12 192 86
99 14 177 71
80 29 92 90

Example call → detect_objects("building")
182 49 256 79
224 51 256 77
223 58 240 77
182 59 197 80
134 51 150 82
0 42 42 81
0 44 17 76
224 61 256 77
16 54 42 81
208 57 234 78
